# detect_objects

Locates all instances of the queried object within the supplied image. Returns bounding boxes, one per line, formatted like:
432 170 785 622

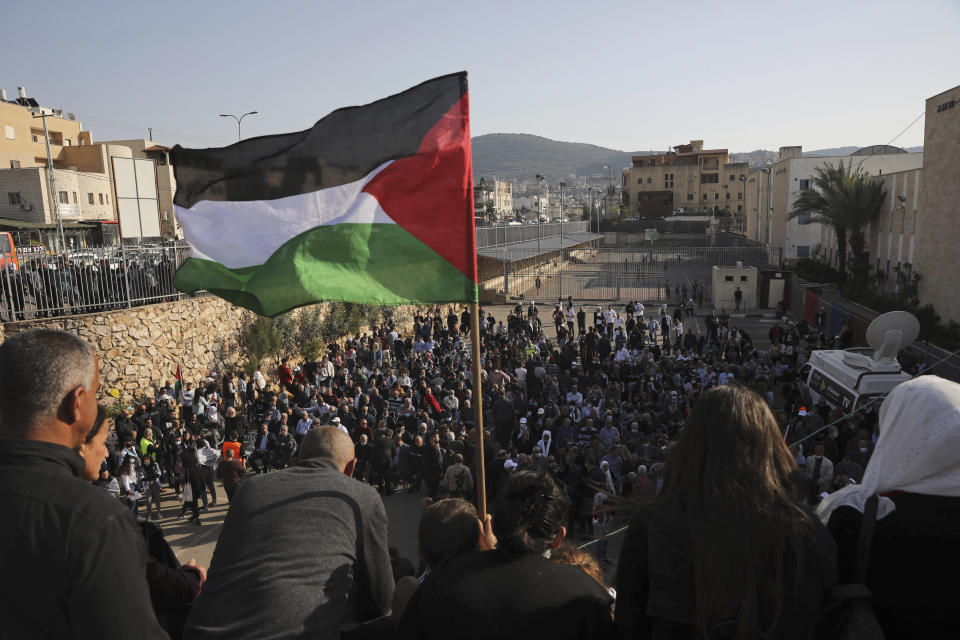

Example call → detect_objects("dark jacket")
0 438 167 639
399 549 613 640
615 497 836 640
827 493 960 638
185 457 393 639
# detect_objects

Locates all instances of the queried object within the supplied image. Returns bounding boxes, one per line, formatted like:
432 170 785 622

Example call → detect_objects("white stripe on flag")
175 161 395 269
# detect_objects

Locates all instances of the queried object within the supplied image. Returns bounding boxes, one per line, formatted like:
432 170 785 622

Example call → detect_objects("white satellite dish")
865 311 920 362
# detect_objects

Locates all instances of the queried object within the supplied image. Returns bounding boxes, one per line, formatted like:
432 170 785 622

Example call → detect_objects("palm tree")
789 161 885 287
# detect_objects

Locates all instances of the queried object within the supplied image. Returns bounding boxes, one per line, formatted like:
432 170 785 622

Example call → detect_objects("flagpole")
469 300 488 519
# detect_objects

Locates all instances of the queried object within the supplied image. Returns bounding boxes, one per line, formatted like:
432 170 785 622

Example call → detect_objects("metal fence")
489 245 779 304
0 243 202 322
476 221 590 248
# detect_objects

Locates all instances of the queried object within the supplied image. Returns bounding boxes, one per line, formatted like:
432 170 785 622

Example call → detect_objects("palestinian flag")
173 364 183 399
171 72 477 316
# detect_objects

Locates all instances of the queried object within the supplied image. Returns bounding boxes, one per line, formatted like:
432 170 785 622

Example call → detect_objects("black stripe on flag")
171 72 466 208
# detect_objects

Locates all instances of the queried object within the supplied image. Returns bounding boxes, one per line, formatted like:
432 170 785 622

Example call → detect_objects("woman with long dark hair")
615 385 836 639
399 469 613 639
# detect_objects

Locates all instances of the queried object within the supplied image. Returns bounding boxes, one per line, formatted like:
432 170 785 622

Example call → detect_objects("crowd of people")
0 252 180 322
1 289 957 638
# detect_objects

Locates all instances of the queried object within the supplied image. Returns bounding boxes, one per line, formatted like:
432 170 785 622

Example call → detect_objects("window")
702 194 708 202
700 173 719 184
72 192 77 204
7 192 21 206
714 192 719 200
726 192 731 200
87 193 94 205
98 193 104 205
637 178 642 184
730 174 735 182
796 245 810 258
31 134 38 143
63 139 71 146
687 193 694 201
724 275 734 282
797 212 811 224
799 179 811 190
9 160 20 169
647 177 652 184
58 191 68 204
3 125 14 140
740 275 748 282
664 173 674 189
737 192 742 199
737 204 743 213
106 194 109 205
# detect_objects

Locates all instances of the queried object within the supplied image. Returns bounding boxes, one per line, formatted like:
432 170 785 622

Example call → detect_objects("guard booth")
711 264 757 312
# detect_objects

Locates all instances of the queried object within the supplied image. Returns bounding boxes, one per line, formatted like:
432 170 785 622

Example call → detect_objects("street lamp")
220 111 258 141
737 174 747 231
559 182 566 245
535 174 544 256
760 167 772 244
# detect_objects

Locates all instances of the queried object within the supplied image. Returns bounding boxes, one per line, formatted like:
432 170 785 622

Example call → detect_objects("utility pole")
33 111 66 251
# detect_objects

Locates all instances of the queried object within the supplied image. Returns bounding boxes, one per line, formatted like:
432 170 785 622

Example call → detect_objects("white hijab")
536 430 552 457
600 460 617 495
817 375 960 522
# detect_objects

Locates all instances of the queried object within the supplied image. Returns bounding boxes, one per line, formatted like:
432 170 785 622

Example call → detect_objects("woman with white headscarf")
599 460 617 496
536 430 552 458
817 375 960 638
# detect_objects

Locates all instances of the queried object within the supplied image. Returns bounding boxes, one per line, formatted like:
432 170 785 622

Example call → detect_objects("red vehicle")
0 232 18 270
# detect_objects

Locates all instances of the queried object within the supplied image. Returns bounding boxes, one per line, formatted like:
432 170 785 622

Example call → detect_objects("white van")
800 311 918 412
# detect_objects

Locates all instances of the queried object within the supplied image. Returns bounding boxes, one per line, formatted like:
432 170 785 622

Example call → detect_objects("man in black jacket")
0 329 167 638
186 427 393 638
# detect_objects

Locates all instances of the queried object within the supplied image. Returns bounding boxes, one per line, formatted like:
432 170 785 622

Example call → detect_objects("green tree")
239 315 282 374
789 161 885 288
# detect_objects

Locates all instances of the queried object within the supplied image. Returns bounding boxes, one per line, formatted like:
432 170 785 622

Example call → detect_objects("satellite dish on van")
866 311 920 362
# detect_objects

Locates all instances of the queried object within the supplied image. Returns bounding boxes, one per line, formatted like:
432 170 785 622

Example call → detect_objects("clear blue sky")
3 0 958 152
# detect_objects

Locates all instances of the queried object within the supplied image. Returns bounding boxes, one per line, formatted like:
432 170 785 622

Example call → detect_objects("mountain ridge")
472 133 922 183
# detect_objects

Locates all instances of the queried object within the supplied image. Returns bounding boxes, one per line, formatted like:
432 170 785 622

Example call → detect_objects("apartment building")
917 84 960 321
745 145 923 261
621 140 748 218
0 88 169 246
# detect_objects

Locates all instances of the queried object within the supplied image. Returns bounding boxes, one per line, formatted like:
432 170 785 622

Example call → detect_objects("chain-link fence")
493 245 779 304
0 243 202 322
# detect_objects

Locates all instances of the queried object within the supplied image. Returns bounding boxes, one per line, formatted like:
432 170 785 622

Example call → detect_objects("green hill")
472 133 659 183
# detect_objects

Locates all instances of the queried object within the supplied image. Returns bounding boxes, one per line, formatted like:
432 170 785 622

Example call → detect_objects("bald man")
185 427 393 639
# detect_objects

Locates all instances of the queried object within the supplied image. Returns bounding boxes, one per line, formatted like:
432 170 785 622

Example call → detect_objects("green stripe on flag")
175 223 477 317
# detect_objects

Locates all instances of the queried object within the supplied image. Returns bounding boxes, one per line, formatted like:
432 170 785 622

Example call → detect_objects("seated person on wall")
818 376 960 639
184 426 393 639
399 469 613 640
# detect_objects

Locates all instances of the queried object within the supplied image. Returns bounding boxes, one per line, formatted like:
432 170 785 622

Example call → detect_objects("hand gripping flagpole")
470 301 488 519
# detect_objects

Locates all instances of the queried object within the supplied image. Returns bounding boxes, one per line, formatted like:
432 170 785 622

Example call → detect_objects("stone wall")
0 296 438 404
0 296 253 402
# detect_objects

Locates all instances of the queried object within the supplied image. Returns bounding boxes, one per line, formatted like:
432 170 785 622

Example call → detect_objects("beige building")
622 140 748 217
865 168 922 291
0 89 175 246
918 84 960 322
744 145 923 262
0 88 87 171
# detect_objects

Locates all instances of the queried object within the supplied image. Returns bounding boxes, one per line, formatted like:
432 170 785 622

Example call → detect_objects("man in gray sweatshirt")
185 426 394 639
